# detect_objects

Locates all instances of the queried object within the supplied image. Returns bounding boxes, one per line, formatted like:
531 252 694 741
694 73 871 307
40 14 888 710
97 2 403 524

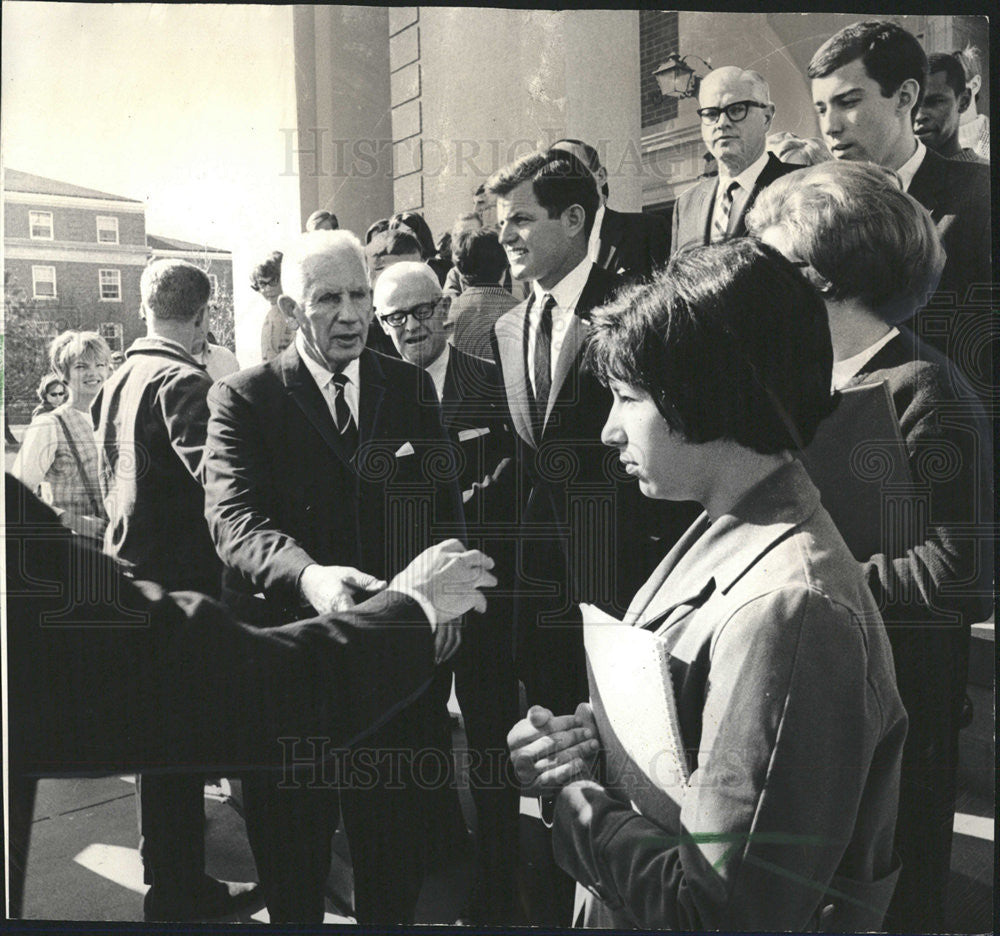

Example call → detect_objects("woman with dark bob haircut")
509 240 907 932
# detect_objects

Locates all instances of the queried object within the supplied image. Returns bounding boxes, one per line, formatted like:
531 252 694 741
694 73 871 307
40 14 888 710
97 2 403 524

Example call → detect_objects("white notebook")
582 603 689 831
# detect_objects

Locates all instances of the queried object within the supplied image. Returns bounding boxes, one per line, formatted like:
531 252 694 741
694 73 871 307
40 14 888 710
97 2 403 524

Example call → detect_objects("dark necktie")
712 179 739 243
532 294 555 432
332 372 358 452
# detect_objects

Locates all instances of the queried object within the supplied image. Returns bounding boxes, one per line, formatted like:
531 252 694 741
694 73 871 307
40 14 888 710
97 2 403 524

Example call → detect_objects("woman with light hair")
766 130 831 166
13 330 111 541
746 159 992 932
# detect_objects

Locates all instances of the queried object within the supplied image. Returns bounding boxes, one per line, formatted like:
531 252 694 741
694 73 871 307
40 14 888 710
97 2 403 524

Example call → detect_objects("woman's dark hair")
250 250 282 291
586 239 838 454
390 211 436 260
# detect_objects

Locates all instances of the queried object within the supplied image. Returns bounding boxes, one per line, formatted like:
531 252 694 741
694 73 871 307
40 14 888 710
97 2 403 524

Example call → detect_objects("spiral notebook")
582 603 689 832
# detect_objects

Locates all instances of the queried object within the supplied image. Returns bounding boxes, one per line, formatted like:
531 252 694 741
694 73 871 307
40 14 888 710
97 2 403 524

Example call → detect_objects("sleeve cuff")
392 585 437 632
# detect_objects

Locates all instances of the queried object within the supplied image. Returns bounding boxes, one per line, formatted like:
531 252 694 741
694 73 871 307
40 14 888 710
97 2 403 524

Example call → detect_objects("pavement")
15 685 995 930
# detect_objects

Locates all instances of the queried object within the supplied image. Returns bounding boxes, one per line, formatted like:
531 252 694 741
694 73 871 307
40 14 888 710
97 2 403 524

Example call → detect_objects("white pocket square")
457 426 490 442
395 441 415 457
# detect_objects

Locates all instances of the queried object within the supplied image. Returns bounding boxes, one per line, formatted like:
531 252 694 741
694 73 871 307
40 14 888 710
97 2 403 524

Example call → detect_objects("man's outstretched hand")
389 539 497 661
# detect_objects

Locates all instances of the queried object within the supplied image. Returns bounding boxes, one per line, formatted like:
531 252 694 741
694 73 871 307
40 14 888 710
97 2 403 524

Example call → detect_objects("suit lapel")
494 302 536 447
733 153 789 236
595 208 623 272
357 349 386 446
697 179 717 246
440 352 463 429
281 345 357 472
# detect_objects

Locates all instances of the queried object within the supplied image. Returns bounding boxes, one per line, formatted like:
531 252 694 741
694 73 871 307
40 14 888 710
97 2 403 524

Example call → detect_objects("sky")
2 2 303 359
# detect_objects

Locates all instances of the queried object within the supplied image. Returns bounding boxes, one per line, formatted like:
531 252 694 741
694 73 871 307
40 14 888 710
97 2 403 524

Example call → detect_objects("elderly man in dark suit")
374 260 519 922
486 150 696 924
7 476 494 921
549 137 670 283
670 67 797 255
808 20 991 386
203 230 467 924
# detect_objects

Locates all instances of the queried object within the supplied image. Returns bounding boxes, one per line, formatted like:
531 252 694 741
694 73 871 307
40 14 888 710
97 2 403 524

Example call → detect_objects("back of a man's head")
141 259 211 321
453 229 508 284
486 149 600 237
927 52 968 99
366 228 423 264
549 138 609 200
807 20 928 108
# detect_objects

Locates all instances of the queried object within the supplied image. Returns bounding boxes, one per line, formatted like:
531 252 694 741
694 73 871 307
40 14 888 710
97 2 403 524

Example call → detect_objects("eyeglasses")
47 388 67 398
378 299 443 328
696 100 769 125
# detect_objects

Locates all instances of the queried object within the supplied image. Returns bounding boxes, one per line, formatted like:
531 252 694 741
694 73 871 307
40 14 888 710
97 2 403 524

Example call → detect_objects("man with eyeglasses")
671 66 798 255
203 230 469 924
374 261 519 923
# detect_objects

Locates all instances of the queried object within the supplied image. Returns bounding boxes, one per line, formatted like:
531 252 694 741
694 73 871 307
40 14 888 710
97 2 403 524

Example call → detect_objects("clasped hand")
507 703 601 796
300 539 496 664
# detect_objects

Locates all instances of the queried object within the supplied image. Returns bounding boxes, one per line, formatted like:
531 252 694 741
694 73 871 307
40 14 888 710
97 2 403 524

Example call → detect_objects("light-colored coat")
553 460 907 932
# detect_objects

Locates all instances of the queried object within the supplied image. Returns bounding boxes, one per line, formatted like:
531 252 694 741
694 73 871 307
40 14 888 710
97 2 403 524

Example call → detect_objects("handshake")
299 539 497 664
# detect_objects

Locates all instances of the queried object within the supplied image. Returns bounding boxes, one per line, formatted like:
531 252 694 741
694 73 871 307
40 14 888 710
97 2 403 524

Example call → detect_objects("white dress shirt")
296 332 360 426
716 149 771 232
587 202 607 263
422 342 451 402
895 139 926 192
831 327 899 390
528 254 593 398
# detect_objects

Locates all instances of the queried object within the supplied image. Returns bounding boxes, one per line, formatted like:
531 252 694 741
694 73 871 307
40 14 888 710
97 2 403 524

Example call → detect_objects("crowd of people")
7 20 993 932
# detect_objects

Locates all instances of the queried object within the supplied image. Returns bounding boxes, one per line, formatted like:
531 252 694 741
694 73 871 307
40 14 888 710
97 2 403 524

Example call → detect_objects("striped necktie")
332 372 358 451
711 179 739 243
531 294 556 433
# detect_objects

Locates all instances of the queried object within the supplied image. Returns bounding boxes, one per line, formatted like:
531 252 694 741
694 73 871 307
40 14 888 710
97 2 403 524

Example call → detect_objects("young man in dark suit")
670 66 798 255
374 260 519 923
808 20 991 382
202 230 467 924
486 150 696 924
548 138 671 283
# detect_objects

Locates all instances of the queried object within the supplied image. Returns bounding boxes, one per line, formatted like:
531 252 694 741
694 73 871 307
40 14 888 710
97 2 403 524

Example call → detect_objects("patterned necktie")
332 372 358 451
532 294 556 432
712 179 739 243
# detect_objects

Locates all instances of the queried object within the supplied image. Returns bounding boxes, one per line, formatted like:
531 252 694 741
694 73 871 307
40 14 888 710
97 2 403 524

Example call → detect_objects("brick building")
3 169 233 421
289 10 987 237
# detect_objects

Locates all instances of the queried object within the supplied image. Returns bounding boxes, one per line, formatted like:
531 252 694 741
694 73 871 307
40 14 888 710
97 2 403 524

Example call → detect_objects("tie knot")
724 179 739 199
332 372 350 390
541 294 556 316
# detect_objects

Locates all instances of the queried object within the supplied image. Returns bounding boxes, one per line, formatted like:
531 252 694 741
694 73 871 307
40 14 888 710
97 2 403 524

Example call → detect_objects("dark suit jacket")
907 148 992 367
203 344 465 623
6 476 437 916
440 346 515 505
491 264 696 708
670 152 798 255
593 206 671 283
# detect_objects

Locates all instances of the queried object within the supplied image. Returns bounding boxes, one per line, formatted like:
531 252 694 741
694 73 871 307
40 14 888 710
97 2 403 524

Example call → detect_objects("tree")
3 271 67 425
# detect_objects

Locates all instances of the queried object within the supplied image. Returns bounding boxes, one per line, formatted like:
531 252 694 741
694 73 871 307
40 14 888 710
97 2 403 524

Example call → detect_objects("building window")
208 274 219 299
99 322 124 352
32 265 57 299
96 216 120 244
29 210 54 240
99 268 122 301
640 11 680 129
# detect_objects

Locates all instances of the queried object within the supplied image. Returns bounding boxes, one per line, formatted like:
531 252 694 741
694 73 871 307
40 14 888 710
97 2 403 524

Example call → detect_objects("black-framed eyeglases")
696 100 769 125
379 299 443 328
